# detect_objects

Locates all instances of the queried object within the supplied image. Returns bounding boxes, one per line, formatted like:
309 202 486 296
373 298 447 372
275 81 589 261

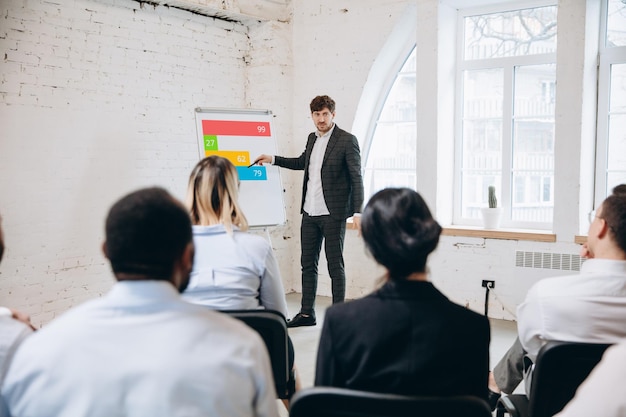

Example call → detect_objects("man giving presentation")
253 95 364 327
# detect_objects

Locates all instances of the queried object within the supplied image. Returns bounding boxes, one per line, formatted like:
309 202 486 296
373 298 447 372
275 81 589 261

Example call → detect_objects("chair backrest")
527 340 611 417
221 309 294 399
289 387 493 417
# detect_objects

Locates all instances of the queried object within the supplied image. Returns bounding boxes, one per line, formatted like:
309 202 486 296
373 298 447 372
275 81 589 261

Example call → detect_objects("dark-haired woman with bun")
314 188 490 401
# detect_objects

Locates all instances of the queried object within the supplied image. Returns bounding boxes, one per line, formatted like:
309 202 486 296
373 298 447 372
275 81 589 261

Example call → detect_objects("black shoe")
488 389 501 411
287 312 316 328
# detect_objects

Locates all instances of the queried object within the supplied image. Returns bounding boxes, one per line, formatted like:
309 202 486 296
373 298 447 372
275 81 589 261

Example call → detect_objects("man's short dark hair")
105 187 192 279
602 184 626 254
310 95 336 113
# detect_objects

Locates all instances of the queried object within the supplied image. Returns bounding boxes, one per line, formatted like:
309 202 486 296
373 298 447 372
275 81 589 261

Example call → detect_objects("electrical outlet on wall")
481 280 495 289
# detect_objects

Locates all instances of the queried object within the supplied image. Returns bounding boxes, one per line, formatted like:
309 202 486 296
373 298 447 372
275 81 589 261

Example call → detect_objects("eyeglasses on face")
587 210 597 224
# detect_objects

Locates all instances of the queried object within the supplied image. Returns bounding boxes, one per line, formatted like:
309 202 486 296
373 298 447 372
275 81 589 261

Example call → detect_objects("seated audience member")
0 307 34 380
1 187 278 417
0 307 33 417
489 184 626 405
182 156 300 400
182 155 288 315
554 338 626 417
0 215 35 417
315 187 490 401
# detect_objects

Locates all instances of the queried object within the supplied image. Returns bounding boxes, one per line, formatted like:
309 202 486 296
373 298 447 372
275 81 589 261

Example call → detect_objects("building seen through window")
362 0 624 230
597 0 626 203
457 4 557 228
362 48 417 201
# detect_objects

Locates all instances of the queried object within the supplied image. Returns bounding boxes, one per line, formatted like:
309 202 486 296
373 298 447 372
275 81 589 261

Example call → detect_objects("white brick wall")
0 0 294 326
0 0 420 323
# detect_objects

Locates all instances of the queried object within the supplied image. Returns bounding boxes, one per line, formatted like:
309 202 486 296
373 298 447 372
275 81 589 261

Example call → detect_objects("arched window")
362 48 417 201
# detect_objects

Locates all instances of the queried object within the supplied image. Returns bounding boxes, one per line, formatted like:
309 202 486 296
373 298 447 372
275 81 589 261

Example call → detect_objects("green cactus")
488 186 498 208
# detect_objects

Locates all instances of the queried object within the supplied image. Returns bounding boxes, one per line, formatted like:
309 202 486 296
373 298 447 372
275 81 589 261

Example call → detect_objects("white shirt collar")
106 280 180 306
581 258 626 274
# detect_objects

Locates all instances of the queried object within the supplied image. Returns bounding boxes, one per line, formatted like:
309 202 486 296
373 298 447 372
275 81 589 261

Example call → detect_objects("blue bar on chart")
237 166 267 181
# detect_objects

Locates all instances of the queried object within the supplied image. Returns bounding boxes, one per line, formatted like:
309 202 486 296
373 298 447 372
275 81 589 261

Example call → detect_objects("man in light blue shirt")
2 187 278 417
0 213 34 417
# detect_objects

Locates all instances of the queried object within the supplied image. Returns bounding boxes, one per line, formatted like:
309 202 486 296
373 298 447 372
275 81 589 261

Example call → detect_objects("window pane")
610 63 626 112
605 63 626 196
365 123 416 196
514 65 556 117
364 48 416 200
378 74 417 122
607 114 626 194
512 65 555 223
464 6 557 60
606 0 626 47
461 69 503 218
607 172 626 193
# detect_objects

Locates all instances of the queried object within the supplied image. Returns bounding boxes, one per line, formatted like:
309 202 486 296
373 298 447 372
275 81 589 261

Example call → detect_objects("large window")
596 0 626 204
362 48 417 201
455 3 557 229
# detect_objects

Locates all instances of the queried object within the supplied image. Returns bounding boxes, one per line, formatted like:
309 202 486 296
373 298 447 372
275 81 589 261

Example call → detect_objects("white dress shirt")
182 224 288 317
0 315 32 382
0 315 32 417
518 259 626 361
303 124 335 216
555 339 626 417
2 281 278 417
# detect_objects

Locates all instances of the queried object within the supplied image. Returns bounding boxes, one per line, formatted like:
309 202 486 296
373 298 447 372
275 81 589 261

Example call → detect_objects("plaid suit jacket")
274 125 364 220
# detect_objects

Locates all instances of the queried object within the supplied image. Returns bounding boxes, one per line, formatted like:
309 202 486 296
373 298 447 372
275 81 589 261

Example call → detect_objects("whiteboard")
194 108 286 227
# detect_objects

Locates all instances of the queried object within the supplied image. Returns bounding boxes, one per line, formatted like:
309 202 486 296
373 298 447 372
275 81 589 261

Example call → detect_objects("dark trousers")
299 212 346 314
493 337 527 394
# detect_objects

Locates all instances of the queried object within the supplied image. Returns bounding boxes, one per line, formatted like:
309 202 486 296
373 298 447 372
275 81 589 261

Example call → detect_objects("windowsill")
351 221 579 244
441 226 556 242
351 221 558 242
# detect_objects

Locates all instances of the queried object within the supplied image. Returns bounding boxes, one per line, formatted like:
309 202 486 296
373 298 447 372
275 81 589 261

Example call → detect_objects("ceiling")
145 0 292 23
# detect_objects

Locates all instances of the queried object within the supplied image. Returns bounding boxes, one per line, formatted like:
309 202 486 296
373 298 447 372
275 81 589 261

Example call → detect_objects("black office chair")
289 386 493 417
221 309 296 399
496 340 612 417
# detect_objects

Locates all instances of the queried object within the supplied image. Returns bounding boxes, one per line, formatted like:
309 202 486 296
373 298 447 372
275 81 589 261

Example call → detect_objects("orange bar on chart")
205 150 251 166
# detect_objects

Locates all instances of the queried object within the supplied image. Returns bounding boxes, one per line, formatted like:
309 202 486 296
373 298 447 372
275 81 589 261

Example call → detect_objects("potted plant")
481 185 502 229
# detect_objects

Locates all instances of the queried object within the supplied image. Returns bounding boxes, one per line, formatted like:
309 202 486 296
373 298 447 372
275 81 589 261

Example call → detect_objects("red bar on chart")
202 120 271 136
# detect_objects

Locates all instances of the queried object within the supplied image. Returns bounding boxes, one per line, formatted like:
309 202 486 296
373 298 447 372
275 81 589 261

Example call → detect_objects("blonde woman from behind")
182 156 300 406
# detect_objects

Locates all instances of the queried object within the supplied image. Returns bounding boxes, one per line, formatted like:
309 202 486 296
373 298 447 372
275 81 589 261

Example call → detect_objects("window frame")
351 4 417 206
453 0 558 230
594 0 626 208
361 47 417 204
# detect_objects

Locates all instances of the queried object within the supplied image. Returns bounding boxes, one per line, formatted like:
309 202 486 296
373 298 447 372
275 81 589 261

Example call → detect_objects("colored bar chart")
195 109 286 227
202 119 268 182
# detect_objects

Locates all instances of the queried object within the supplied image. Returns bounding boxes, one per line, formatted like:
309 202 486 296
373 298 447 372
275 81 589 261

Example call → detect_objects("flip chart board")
194 108 286 227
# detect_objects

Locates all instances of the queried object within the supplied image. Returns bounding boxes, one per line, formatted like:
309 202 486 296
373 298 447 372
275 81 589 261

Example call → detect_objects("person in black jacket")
315 187 490 402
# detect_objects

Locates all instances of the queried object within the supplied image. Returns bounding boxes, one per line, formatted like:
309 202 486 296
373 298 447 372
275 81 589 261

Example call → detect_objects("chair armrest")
496 394 529 417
